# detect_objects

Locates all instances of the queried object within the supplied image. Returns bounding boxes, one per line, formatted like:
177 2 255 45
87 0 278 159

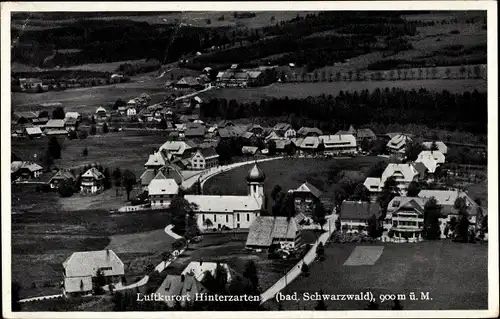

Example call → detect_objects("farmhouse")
155 274 208 308
49 169 75 189
366 163 422 195
299 136 322 154
246 216 301 250
297 127 323 137
273 123 291 134
13 111 38 124
320 134 357 156
356 128 377 142
19 78 43 91
32 117 49 126
127 107 137 117
386 134 412 154
175 76 205 91
216 66 266 88
62 249 124 297
145 151 168 171
185 123 206 139
422 141 448 154
339 201 382 234
190 148 219 170
418 190 480 225
181 261 233 283
25 126 43 138
288 182 323 217
186 163 266 230
275 140 293 154
11 161 43 180
265 131 282 142
43 119 66 135
159 141 193 156
148 175 180 208
65 112 81 121
80 167 105 194
383 197 426 242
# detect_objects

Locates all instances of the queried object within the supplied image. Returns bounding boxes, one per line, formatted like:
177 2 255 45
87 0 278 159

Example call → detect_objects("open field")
199 79 486 103
11 130 169 178
204 157 387 209
267 242 488 310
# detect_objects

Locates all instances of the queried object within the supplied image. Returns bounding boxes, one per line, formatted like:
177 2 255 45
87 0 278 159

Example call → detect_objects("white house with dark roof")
383 197 427 242
190 148 219 170
365 163 421 195
62 249 124 297
80 167 105 194
246 216 301 250
185 163 266 230
386 134 412 154
320 134 357 156
148 173 180 208
11 161 43 180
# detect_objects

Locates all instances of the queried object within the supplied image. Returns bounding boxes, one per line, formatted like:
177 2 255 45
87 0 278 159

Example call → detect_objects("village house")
95 107 108 118
25 127 43 138
175 77 204 91
43 119 67 136
288 182 323 217
242 146 259 156
386 133 412 154
140 165 183 191
297 127 323 137
298 136 322 154
284 128 297 139
185 123 206 139
247 124 266 136
181 261 233 283
148 175 180 208
11 161 43 180
62 249 124 297
264 131 283 143
383 197 427 242
64 117 78 131
49 169 75 189
364 163 422 196
216 65 266 88
12 111 38 124
422 141 448 154
190 148 219 170
246 216 301 250
155 274 208 308
273 123 291 135
117 105 128 115
418 189 481 227
320 134 358 156
185 163 266 230
339 201 382 234
32 116 49 126
159 141 193 156
275 139 293 154
355 128 377 142
145 151 168 172
127 106 137 117
65 112 81 122
80 167 105 194
415 150 446 175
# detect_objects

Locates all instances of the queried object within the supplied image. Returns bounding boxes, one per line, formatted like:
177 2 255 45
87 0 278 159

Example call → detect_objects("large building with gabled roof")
246 216 301 250
80 167 105 194
185 163 266 230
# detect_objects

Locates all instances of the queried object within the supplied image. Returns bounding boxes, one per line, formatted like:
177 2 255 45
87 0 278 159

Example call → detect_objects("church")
185 163 266 230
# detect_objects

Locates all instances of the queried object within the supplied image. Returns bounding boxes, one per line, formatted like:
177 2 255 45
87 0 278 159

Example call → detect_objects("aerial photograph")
7 9 489 313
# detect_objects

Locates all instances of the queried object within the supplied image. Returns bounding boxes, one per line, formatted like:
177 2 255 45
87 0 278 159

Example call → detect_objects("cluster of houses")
215 64 274 88
13 74 126 93
12 109 82 138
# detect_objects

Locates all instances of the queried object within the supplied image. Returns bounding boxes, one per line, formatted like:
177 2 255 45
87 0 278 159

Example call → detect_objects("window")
99 267 112 272
247 214 250 222
202 214 205 221
214 215 216 222
160 200 163 205
226 215 229 222
237 214 240 222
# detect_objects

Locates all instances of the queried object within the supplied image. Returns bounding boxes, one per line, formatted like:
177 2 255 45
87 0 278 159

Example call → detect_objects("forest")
200 88 487 134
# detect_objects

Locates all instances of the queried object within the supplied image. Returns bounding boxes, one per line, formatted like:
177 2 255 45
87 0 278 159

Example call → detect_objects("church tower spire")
246 162 265 205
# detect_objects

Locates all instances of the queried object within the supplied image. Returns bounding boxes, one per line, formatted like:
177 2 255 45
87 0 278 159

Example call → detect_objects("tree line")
201 88 487 134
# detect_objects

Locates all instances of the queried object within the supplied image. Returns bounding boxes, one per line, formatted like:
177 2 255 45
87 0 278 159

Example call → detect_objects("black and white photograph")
1 2 498 318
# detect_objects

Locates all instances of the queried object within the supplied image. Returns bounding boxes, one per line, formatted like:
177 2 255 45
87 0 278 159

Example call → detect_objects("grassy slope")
270 242 487 310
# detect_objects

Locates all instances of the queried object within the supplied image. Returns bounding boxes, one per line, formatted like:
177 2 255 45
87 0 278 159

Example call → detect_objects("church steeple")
247 162 265 203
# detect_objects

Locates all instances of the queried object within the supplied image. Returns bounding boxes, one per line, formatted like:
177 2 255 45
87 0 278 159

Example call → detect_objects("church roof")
184 195 261 213
246 163 265 183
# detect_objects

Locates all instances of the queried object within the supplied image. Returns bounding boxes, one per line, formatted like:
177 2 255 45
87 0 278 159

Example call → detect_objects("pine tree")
243 260 259 294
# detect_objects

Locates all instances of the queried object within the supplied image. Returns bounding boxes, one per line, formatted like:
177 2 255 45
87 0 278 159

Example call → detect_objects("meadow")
11 130 169 178
203 157 386 208
268 241 488 310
